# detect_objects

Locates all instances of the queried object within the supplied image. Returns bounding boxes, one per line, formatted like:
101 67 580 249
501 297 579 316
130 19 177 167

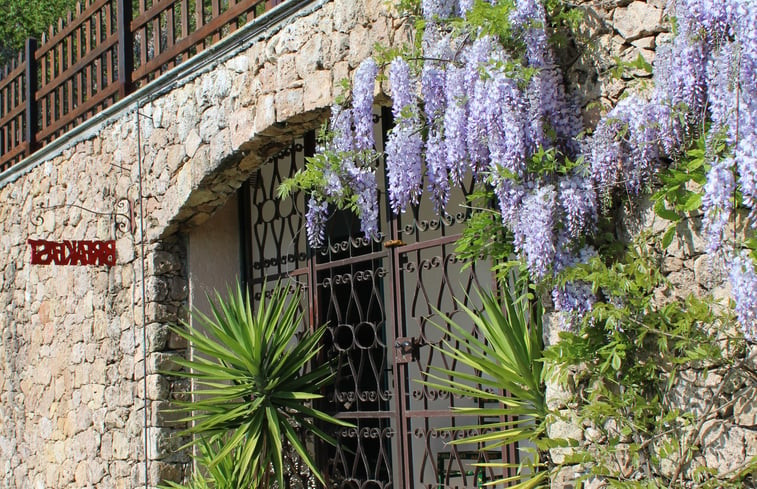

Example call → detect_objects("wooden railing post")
24 38 38 154
117 0 134 98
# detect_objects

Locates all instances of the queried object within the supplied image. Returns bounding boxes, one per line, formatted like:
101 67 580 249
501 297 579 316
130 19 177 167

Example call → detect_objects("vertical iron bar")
381 104 414 489
304 130 318 330
24 38 38 155
117 0 134 97
238 182 252 291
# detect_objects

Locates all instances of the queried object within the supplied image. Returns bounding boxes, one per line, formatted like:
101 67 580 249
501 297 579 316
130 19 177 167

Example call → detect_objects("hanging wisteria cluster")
295 0 757 341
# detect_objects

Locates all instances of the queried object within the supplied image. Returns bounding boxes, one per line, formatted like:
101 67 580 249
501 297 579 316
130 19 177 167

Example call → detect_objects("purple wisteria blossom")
465 37 493 173
347 164 379 239
323 169 344 199
512 184 557 278
386 58 424 213
486 69 529 177
729 251 757 342
422 64 446 124
590 97 662 196
493 177 527 228
306 197 329 248
422 0 456 20
512 0 580 150
654 39 708 120
352 59 378 151
706 44 738 138
552 243 598 331
558 173 598 238
703 158 736 254
459 0 473 16
330 105 353 153
426 130 450 211
444 66 469 184
736 136 757 224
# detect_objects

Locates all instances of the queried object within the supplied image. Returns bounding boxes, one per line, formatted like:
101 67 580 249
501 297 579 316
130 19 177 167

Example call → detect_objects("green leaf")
661 225 676 249
654 198 680 222
681 192 702 212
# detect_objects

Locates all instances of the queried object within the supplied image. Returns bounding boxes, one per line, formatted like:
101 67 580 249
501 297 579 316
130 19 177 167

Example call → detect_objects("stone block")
226 55 249 73
276 53 300 89
334 0 361 32
146 323 169 352
304 71 333 112
112 431 130 460
296 34 327 78
229 108 255 149
613 1 663 41
209 128 232 164
254 94 277 132
275 87 305 122
150 461 183 485
152 400 183 427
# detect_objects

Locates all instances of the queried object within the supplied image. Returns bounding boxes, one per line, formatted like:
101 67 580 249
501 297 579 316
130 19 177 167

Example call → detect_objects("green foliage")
455 187 521 281
161 436 255 489
277 128 382 221
166 283 350 488
0 0 77 65
420 277 550 488
464 0 519 45
651 132 711 248
609 53 655 80
545 238 755 487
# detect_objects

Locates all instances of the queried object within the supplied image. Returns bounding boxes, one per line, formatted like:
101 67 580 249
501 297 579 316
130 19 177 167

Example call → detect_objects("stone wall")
0 1 407 487
547 1 757 486
1 0 754 488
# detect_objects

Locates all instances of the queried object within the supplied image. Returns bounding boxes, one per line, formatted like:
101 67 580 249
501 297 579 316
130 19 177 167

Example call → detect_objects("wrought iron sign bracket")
28 198 137 267
34 198 137 236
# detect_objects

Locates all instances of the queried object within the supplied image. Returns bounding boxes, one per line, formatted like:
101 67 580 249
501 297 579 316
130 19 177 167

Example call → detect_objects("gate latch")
394 336 426 363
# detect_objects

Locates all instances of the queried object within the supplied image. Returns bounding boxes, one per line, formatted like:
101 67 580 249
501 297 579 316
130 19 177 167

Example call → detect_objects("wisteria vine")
281 0 757 342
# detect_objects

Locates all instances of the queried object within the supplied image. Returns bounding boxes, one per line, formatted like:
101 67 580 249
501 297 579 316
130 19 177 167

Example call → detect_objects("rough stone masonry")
0 0 753 488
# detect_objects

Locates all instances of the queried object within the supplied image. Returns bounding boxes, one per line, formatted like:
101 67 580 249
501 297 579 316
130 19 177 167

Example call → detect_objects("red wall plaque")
28 239 116 266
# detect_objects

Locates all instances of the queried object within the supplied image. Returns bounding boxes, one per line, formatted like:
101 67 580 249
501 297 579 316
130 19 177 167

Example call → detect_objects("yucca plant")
422 277 549 488
166 282 349 488
161 436 254 489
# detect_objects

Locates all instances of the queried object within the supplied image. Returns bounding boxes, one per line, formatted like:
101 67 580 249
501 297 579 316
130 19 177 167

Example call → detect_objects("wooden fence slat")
104 1 113 86
84 2 93 102
153 15 161 61
24 38 37 154
132 0 264 83
1 0 286 170
211 0 221 42
35 0 112 58
0 64 26 93
131 0 181 30
180 0 189 38
37 83 119 140
117 0 134 97
35 35 118 100
166 6 175 69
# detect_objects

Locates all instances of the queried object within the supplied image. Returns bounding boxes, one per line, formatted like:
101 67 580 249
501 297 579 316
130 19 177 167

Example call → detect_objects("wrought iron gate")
242 111 515 489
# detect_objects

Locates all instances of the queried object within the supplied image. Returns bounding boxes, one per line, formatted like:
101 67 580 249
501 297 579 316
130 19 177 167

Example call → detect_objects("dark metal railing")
0 0 288 172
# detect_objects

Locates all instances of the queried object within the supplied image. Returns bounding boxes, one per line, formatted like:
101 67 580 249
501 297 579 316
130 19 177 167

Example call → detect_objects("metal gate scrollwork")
242 110 515 489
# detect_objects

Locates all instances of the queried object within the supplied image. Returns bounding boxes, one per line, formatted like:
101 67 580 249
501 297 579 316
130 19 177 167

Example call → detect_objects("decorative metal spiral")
33 198 135 236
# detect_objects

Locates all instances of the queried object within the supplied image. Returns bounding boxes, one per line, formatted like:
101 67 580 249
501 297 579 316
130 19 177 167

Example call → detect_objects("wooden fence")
0 0 288 172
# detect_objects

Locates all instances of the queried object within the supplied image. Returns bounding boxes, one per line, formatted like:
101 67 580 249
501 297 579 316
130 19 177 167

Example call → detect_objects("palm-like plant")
162 436 254 489
167 282 348 488
422 278 548 488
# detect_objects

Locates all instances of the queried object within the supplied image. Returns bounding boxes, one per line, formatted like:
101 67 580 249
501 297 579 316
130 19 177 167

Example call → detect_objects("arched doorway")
240 110 516 489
